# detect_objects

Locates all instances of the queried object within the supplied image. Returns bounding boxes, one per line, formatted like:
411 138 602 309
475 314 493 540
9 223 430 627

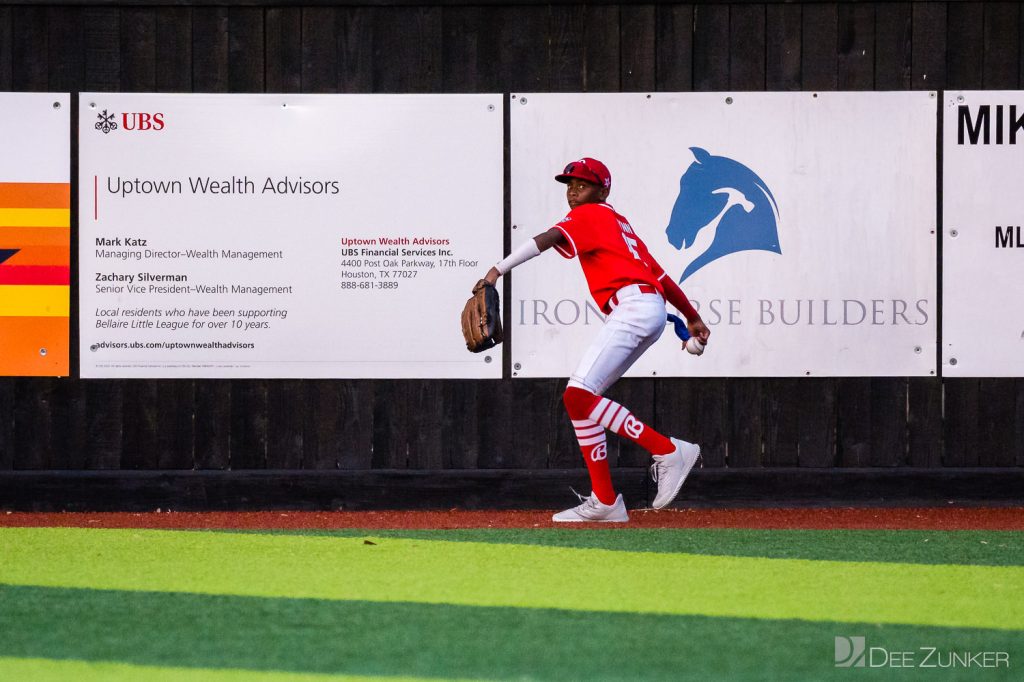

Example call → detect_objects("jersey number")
621 234 641 260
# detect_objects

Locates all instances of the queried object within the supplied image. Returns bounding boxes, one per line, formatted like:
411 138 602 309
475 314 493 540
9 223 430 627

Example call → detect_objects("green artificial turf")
248 528 1024 566
2 527 1022 681
1 585 1020 681
0 657 455 682
2 528 1021 629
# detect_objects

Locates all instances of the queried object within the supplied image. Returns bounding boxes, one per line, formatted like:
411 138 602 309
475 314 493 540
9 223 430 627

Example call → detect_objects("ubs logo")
95 110 118 134
95 110 165 134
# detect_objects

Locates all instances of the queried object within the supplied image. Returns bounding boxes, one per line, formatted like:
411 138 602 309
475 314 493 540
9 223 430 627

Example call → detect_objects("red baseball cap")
555 157 611 190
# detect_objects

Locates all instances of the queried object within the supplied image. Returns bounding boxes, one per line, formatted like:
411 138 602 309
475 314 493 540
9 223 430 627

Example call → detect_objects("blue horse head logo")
665 147 781 282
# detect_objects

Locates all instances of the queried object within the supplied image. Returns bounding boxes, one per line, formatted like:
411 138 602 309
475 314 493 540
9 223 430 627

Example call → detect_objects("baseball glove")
461 279 503 353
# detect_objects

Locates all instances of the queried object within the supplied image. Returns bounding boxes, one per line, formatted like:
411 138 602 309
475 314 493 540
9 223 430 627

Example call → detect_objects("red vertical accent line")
94 175 98 221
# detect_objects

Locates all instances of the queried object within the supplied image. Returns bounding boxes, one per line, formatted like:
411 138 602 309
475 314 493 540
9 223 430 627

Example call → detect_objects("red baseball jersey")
552 202 666 313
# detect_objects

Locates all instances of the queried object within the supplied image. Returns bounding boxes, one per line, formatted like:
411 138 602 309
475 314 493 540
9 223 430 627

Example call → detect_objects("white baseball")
685 338 705 356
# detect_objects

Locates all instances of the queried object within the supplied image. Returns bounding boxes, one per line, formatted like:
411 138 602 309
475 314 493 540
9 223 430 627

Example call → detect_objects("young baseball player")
482 157 709 522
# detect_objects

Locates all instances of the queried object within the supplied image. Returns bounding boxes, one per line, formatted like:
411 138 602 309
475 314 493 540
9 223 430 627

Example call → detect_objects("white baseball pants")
567 285 666 395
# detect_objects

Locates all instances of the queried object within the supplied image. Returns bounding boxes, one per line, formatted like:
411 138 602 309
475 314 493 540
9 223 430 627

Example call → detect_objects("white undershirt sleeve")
495 238 542 275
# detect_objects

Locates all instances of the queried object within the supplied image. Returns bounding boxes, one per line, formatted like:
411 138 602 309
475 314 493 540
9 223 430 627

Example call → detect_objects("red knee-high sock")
566 387 675 457
563 388 615 505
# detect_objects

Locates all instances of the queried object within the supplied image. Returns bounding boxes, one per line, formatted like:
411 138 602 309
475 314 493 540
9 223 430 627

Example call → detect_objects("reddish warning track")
2 507 1023 531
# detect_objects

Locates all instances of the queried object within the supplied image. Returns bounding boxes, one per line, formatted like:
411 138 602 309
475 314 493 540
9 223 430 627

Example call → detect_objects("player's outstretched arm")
482 228 565 287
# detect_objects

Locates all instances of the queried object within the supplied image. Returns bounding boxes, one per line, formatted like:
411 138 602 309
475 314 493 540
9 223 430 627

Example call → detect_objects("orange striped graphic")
0 207 70 226
0 285 70 316
0 225 70 247
0 182 70 208
1 245 70 266
0 182 71 376
0 316 69 376
0 265 70 285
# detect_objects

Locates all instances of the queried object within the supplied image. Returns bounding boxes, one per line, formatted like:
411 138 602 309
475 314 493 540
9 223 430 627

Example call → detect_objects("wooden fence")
0 2 1022 484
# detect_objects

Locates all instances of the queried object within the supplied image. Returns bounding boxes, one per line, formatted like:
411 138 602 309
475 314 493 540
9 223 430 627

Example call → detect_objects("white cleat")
650 438 701 509
552 492 629 523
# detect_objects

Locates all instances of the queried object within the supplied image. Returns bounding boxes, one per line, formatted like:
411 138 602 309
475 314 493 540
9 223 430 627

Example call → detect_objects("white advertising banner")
510 92 937 378
79 93 502 378
943 91 1024 377
0 94 68 181
0 93 70 377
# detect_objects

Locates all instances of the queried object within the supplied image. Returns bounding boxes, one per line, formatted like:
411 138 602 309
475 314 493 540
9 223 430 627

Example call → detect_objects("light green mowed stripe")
0 657 474 682
2 528 1022 630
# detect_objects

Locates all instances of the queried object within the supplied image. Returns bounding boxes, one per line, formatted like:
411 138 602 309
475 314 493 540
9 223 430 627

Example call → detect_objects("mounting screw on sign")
484 356 493 363
52 102 60 109
39 348 47 356
487 104 495 112
950 358 958 366
914 346 922 354
514 363 522 371
950 229 959 238
519 97 527 105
